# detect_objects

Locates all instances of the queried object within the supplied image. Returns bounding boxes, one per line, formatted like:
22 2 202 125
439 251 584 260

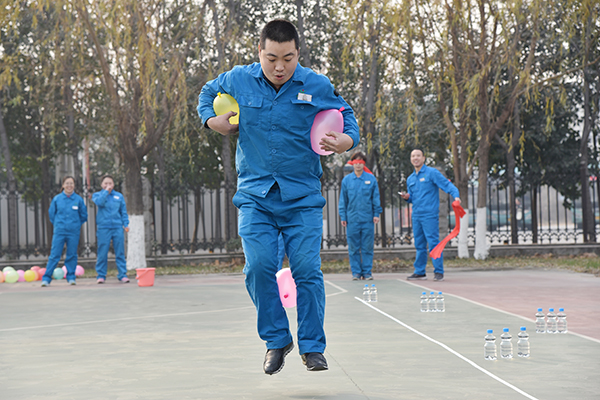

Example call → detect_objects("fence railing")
0 173 598 261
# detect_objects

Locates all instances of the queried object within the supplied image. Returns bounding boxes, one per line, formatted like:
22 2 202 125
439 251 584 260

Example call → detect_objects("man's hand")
206 113 239 136
399 191 410 200
124 227 130 233
455 198 461 204
373 217 380 224
320 132 353 154
341 221 347 227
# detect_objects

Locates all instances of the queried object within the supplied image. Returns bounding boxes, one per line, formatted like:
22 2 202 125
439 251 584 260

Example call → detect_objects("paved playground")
1 268 599 400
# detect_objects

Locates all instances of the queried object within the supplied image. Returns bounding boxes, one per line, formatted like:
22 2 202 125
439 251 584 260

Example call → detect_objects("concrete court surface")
0 268 599 400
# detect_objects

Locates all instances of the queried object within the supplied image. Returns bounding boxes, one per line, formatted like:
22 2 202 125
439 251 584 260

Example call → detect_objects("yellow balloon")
213 92 239 124
24 270 37 282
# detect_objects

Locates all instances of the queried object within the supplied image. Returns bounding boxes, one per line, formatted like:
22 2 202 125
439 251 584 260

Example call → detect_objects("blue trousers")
413 215 443 275
43 232 80 283
95 227 127 280
233 186 326 355
347 221 375 278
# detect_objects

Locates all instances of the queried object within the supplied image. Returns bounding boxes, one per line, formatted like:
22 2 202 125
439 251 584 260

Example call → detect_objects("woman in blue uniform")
92 175 130 284
41 176 88 286
339 152 382 280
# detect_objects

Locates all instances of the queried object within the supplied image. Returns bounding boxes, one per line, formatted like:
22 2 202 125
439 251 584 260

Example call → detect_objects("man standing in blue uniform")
339 152 382 280
400 149 460 281
197 20 359 374
92 175 130 284
41 176 88 286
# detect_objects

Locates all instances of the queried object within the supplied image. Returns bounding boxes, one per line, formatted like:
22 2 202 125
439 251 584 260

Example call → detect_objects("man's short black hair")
351 151 367 162
260 19 300 50
412 148 425 156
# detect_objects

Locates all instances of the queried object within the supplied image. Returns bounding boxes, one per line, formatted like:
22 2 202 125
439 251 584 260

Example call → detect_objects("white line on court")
0 305 255 333
324 280 348 297
401 280 600 345
355 297 540 400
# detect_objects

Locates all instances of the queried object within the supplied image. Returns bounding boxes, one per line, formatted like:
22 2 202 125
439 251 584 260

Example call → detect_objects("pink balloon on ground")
0 270 4 283
31 266 40 272
276 268 297 308
310 107 344 156
39 268 46 278
62 266 67 279
17 270 25 282
76 265 85 276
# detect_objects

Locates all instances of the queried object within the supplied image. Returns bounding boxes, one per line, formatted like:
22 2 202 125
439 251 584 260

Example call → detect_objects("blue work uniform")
406 165 459 275
198 62 359 354
43 192 88 283
339 171 382 279
92 189 129 280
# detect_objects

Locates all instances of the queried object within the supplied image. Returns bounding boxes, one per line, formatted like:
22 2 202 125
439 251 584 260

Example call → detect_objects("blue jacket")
406 165 459 217
92 189 129 229
197 62 360 202
49 192 88 234
339 171 382 223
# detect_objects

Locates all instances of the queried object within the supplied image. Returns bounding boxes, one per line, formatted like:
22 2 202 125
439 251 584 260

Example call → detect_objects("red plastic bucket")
135 268 155 287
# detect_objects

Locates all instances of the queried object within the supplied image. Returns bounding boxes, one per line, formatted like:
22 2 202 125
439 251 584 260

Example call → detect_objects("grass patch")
85 253 600 278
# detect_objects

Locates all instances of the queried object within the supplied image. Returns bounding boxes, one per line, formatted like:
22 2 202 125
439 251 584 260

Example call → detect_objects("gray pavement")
0 269 599 400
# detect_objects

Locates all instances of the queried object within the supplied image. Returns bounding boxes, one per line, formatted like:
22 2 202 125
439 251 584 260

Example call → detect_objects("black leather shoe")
301 352 328 371
263 341 294 375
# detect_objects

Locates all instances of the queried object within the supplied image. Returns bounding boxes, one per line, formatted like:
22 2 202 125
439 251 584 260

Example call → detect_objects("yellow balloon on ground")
24 270 37 282
213 92 239 124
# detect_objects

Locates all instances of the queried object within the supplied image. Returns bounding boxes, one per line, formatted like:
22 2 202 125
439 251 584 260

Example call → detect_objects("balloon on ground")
17 270 25 282
24 270 37 282
276 268 297 308
53 268 64 280
76 265 85 276
5 270 19 283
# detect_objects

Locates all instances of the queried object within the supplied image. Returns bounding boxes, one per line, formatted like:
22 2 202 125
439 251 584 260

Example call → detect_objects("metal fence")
1 173 598 261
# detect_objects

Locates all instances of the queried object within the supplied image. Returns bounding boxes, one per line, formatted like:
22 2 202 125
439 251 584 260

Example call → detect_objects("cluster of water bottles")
362 284 378 302
420 291 445 312
484 308 568 360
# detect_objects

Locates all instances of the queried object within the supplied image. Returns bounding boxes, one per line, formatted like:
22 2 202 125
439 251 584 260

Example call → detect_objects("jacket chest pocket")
288 98 317 132
237 95 263 127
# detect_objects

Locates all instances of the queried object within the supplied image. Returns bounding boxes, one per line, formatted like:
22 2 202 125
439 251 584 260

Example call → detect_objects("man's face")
353 160 365 175
259 39 298 90
410 150 425 169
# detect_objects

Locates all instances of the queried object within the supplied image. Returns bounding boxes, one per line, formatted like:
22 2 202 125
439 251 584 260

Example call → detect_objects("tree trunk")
0 106 18 256
123 148 146 270
474 135 491 260
296 0 311 68
531 186 538 244
221 135 236 244
154 145 169 254
580 24 596 242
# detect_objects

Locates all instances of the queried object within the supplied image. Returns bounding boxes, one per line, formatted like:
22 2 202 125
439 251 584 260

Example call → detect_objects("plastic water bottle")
420 292 428 312
557 308 568 333
484 330 497 360
363 284 370 302
547 308 557 334
500 328 513 359
436 292 445 312
535 308 546 333
370 284 378 302
428 292 437 312
517 327 530 357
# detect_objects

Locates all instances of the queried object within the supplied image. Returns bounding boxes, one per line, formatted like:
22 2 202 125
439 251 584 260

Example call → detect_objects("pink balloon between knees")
310 107 344 156
276 268 297 308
